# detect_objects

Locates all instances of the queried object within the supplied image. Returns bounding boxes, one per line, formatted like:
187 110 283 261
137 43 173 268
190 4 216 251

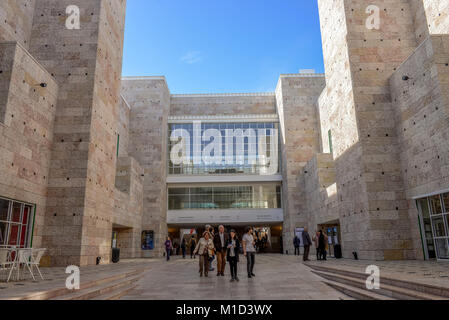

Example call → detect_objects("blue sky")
122 0 324 94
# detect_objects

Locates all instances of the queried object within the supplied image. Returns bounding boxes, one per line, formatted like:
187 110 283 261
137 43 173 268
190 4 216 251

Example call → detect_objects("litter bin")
112 248 120 263
334 244 342 259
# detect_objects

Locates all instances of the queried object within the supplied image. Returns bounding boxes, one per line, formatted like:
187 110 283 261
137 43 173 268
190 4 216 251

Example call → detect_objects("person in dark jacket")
164 236 173 261
226 229 240 282
214 225 229 276
189 236 196 259
318 230 327 260
181 238 187 259
302 227 312 262
293 235 301 256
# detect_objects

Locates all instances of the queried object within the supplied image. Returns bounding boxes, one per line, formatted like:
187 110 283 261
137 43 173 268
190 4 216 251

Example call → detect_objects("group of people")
293 228 329 261
165 225 258 282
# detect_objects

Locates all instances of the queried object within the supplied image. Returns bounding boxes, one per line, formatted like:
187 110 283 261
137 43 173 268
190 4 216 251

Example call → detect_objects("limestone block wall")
113 156 144 259
122 77 170 257
411 0 449 45
0 42 58 249
28 0 127 266
389 35 449 259
317 0 420 259
117 96 130 158
170 93 276 116
302 153 339 235
275 74 325 254
0 0 36 50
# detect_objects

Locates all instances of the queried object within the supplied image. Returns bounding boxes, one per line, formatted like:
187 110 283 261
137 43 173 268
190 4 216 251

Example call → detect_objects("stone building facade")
0 0 448 265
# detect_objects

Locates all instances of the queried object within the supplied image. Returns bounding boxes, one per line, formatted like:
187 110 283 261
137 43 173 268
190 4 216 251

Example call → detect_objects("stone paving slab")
305 258 449 289
0 259 158 299
120 254 349 300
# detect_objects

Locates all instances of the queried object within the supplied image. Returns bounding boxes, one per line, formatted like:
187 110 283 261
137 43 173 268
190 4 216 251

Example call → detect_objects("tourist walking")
189 236 196 259
302 227 312 262
165 236 173 261
193 231 215 277
318 230 328 260
312 230 320 260
207 225 216 272
213 225 229 276
242 226 256 278
181 238 187 259
227 229 240 282
293 234 301 256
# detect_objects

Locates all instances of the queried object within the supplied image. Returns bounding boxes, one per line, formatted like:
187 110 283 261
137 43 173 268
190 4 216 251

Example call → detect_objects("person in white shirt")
242 226 256 278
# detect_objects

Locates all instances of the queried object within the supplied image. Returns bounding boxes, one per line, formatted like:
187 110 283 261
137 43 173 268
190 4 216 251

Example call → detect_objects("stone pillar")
275 74 325 254
29 0 127 266
121 77 170 258
317 0 418 260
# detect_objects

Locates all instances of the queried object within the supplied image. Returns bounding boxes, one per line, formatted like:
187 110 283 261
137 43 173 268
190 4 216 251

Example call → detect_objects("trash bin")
112 248 120 263
334 244 342 259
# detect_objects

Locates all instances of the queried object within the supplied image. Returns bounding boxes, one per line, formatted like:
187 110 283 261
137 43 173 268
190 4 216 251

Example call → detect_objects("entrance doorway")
318 221 341 258
167 224 282 254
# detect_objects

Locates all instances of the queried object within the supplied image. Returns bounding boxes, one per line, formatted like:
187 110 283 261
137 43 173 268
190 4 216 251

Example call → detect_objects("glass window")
435 239 449 259
443 193 449 213
432 216 446 237
429 195 443 215
168 122 280 176
0 222 7 246
168 184 282 210
0 199 9 221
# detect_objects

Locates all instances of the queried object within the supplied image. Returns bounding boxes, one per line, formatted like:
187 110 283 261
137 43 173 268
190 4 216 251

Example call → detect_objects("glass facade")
417 192 449 260
0 197 34 248
168 185 282 210
168 122 280 175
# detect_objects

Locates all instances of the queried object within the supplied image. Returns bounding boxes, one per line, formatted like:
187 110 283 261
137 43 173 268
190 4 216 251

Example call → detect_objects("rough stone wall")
0 42 58 249
122 77 170 257
117 96 130 158
302 153 338 234
275 74 325 254
0 0 36 50
315 0 420 259
28 0 127 266
389 35 449 259
411 0 449 45
170 94 276 116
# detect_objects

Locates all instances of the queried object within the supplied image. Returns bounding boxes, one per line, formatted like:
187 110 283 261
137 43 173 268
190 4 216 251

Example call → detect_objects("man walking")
302 227 312 262
293 234 301 256
213 225 229 276
189 236 196 259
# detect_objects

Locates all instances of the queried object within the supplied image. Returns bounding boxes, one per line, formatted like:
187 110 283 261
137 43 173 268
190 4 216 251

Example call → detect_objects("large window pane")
429 195 443 215
443 193 449 213
435 239 449 259
8 224 20 246
432 216 446 237
11 202 22 223
0 199 9 221
168 185 281 210
0 222 7 246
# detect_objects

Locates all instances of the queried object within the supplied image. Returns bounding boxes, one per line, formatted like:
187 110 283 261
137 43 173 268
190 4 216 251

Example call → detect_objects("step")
15 267 148 300
53 274 143 300
312 270 446 300
306 263 449 299
95 283 137 300
322 279 394 300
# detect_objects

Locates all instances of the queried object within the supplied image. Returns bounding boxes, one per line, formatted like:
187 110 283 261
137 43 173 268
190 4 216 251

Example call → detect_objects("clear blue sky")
122 0 324 94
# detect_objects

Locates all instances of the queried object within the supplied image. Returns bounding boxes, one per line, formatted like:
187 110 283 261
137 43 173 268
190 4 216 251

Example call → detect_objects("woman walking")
226 229 240 282
165 236 173 261
193 231 215 277
318 230 327 261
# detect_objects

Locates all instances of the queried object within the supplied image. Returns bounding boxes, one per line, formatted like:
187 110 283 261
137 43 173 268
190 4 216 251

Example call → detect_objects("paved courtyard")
120 254 349 300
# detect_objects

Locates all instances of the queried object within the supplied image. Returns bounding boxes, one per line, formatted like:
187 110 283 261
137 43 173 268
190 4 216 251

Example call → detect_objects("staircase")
11 267 147 300
307 264 449 300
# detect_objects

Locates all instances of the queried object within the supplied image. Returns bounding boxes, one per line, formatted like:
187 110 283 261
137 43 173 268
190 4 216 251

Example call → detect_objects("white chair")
30 248 46 281
0 249 14 282
16 249 35 281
